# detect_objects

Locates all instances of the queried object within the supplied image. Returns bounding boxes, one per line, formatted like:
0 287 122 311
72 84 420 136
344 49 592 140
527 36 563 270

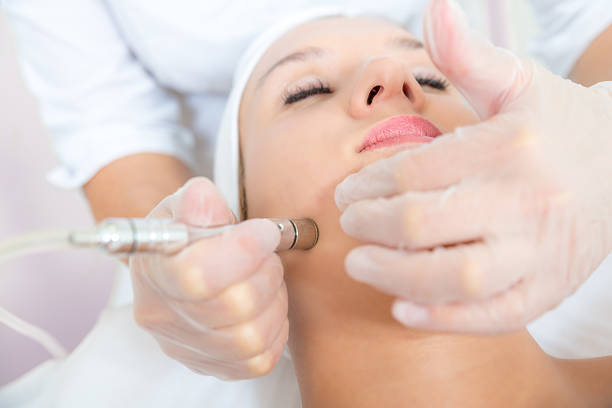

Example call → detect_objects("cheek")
427 93 480 131
242 118 350 220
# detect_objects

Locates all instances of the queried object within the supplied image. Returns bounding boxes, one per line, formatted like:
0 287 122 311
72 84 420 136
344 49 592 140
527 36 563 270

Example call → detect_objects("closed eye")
281 74 447 105
283 80 332 104
414 75 449 91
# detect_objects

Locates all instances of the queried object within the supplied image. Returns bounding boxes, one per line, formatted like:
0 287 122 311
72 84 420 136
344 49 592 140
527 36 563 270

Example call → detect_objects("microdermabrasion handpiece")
68 218 319 256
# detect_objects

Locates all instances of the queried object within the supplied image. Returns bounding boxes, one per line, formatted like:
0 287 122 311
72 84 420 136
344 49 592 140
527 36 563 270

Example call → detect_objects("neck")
281 242 580 408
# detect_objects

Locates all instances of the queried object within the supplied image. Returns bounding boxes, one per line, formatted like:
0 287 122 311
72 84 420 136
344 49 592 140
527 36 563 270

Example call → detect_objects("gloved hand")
335 0 612 333
130 177 288 379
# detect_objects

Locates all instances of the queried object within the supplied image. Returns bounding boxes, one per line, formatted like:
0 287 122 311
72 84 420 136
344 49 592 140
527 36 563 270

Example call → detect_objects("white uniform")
1 1 612 407
2 0 611 189
1 0 428 188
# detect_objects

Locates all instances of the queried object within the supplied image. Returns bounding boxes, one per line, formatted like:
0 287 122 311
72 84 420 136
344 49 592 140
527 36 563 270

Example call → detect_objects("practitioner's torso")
104 0 427 93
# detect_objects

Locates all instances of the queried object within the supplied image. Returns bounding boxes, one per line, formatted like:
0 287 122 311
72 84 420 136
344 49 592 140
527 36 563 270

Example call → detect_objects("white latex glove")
130 177 289 379
335 0 612 333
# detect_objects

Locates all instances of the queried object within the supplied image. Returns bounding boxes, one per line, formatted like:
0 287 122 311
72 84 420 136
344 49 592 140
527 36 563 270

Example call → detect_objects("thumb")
154 177 237 227
423 0 532 119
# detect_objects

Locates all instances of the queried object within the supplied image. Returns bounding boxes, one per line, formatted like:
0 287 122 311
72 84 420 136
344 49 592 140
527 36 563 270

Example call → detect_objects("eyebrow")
257 46 326 88
256 36 424 88
388 36 424 50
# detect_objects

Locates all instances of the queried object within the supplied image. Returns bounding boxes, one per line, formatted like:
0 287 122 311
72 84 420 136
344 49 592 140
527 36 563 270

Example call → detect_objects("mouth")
358 115 442 153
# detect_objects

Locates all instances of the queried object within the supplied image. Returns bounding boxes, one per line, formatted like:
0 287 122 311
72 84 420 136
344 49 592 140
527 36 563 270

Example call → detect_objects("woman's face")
239 16 478 266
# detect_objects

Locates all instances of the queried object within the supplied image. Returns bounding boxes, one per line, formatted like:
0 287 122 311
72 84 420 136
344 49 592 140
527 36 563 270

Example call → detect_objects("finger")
423 0 533 119
204 284 288 361
340 179 516 250
173 177 237 226
345 240 528 303
238 316 290 378
147 219 281 300
155 283 288 361
182 255 285 328
169 317 290 380
391 278 542 333
134 255 285 331
335 119 531 207
334 154 401 210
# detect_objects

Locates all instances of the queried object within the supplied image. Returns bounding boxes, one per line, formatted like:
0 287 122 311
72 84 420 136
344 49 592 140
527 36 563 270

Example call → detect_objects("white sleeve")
528 0 612 77
1 0 196 189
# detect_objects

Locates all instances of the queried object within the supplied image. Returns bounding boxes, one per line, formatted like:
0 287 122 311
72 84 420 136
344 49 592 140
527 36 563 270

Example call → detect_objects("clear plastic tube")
0 307 67 359
0 229 73 359
0 229 72 264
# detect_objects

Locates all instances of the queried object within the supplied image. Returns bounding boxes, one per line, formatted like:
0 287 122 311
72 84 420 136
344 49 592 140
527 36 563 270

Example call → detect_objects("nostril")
367 85 382 105
402 82 412 100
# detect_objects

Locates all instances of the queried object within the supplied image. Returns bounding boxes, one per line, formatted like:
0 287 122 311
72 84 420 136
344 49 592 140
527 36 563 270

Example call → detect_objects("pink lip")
359 115 442 152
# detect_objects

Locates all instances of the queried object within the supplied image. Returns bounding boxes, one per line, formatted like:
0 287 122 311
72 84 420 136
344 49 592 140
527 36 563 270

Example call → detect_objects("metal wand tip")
290 218 319 250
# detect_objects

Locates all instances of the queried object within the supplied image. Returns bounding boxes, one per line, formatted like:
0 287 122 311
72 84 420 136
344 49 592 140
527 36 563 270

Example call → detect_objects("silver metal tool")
68 217 319 255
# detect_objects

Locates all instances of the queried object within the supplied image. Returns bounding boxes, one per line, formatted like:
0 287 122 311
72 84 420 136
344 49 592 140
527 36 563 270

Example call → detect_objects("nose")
348 57 426 119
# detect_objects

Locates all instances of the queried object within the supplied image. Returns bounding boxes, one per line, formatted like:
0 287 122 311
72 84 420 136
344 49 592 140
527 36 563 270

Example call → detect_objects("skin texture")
238 17 612 407
569 23 612 86
84 153 193 221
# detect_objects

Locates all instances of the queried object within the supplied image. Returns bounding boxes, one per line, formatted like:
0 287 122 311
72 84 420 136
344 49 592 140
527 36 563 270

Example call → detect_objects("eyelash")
415 75 449 91
283 75 449 105
283 79 332 104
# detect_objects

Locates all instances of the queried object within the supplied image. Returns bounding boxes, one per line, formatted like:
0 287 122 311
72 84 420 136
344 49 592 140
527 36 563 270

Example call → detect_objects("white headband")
213 7 352 220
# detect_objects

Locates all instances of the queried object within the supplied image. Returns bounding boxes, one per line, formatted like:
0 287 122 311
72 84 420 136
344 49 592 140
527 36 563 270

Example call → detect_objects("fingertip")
336 150 410 212
392 300 430 326
424 0 528 119
334 177 353 211
424 0 469 71
338 204 355 235
246 319 289 377
344 247 381 283
236 218 281 254
174 177 215 200
175 177 235 227
340 199 395 245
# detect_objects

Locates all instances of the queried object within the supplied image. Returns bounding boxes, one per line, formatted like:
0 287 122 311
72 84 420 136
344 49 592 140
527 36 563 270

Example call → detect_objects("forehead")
250 16 414 80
